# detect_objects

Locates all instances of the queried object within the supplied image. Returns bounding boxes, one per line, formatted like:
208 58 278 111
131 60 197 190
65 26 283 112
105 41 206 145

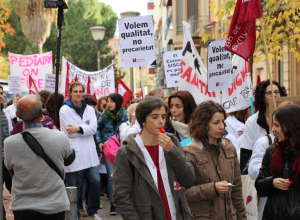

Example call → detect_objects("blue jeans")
65 166 100 219
103 154 113 205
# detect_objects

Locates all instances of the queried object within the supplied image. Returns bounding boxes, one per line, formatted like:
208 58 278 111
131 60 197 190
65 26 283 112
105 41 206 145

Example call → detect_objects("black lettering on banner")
223 97 237 109
182 41 202 75
231 65 237 74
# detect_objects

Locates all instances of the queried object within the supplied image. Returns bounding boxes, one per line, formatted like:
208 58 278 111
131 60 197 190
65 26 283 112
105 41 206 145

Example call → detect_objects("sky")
99 0 148 36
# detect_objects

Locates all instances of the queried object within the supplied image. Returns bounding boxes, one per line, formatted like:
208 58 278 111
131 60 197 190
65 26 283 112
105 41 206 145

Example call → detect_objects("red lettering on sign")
180 60 186 74
180 66 193 83
190 73 199 89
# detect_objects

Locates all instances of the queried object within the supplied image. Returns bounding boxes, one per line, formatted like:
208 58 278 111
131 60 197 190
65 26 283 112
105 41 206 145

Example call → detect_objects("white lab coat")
60 104 99 173
248 133 275 220
225 115 245 162
240 111 268 152
119 120 141 144
3 109 13 133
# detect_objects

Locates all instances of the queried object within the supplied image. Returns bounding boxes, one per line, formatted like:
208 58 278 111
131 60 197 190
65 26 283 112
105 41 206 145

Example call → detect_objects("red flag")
86 75 92 94
116 77 133 107
139 88 143 99
29 75 39 95
225 0 262 60
65 61 74 100
75 75 78 82
257 75 261 84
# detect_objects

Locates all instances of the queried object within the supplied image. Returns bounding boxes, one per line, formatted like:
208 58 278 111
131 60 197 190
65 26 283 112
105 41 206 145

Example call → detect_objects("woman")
240 80 285 172
38 90 51 108
165 91 197 142
95 93 128 215
255 104 300 220
96 96 107 113
225 106 252 162
119 103 141 144
44 93 65 130
113 96 195 220
184 100 246 220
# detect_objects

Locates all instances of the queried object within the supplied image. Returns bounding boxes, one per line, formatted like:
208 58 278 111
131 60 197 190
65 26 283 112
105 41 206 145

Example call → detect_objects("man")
148 87 164 99
6 93 22 124
0 86 12 220
1 92 7 108
4 95 75 220
60 82 101 220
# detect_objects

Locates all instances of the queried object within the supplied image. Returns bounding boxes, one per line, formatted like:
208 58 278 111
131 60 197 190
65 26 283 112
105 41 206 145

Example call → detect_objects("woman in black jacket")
255 104 300 220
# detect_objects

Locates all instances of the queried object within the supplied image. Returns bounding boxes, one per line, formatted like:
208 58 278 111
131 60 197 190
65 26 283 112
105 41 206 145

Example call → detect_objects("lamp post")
120 11 140 95
90 26 106 71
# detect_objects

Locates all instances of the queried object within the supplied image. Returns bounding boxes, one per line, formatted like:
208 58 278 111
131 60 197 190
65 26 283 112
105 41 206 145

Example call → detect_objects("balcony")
164 16 173 45
187 15 210 37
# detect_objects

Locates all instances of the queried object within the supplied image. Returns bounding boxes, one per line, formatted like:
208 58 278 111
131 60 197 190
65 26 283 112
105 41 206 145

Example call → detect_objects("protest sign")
60 57 115 99
207 40 232 93
9 52 53 92
179 21 220 104
118 15 156 68
44 73 60 93
178 22 251 113
8 76 22 94
163 50 182 88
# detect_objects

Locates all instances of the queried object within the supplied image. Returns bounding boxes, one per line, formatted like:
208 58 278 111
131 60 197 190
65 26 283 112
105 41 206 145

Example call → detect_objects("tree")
11 0 58 54
0 0 15 51
0 53 9 78
198 0 300 62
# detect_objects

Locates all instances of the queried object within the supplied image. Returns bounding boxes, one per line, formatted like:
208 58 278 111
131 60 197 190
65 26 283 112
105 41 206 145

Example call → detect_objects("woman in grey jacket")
113 97 195 220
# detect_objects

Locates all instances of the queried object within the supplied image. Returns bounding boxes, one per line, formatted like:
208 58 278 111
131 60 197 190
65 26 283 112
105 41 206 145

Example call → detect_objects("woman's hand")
98 143 104 152
273 178 291 190
157 132 174 152
215 181 229 194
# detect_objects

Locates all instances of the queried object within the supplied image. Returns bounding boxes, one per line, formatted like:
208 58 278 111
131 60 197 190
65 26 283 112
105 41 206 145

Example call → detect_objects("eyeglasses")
265 90 280 96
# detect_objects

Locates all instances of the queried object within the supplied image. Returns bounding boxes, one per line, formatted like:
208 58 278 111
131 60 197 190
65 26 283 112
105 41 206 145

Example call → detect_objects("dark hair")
46 93 64 116
254 80 286 113
189 100 226 142
167 91 197 125
108 93 123 113
0 85 3 91
136 97 168 129
272 104 300 151
82 96 97 106
68 82 85 95
38 90 51 107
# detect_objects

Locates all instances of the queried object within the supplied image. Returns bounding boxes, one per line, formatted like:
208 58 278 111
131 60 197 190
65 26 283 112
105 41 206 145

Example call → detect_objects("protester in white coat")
60 82 101 220
225 107 251 163
240 80 285 173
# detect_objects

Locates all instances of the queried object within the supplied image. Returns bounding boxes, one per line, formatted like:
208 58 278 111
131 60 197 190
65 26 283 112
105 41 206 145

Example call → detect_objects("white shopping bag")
241 175 259 220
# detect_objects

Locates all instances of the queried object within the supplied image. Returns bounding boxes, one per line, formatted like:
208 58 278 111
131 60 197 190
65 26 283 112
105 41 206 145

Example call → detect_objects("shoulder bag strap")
21 131 63 180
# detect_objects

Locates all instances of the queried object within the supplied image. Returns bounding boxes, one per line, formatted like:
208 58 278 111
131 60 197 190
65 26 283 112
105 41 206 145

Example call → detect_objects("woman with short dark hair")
44 93 64 130
255 104 300 220
184 100 246 220
113 96 195 220
165 91 197 142
240 80 286 173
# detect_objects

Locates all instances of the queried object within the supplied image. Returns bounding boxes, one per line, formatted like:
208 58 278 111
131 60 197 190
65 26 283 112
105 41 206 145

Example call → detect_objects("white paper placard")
207 40 232 92
118 15 156 68
8 76 22 94
163 50 182 88
8 52 53 92
44 74 60 93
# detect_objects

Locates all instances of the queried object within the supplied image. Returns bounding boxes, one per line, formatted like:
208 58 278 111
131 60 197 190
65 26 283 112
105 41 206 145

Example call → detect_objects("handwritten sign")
118 15 156 68
60 57 115 99
207 40 232 93
8 76 22 94
163 50 182 88
9 52 53 92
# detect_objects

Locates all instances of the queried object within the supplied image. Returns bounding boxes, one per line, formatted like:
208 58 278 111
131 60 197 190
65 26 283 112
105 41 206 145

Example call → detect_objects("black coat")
255 145 300 220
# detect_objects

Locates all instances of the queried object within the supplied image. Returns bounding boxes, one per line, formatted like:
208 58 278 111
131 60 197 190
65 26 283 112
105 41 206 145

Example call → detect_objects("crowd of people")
1 78 299 220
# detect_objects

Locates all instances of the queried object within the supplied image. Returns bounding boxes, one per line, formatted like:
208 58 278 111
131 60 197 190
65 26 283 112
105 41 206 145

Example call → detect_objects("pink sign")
9 52 53 93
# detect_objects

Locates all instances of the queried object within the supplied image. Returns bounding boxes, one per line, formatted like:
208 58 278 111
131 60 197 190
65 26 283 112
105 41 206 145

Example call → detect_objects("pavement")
3 186 122 220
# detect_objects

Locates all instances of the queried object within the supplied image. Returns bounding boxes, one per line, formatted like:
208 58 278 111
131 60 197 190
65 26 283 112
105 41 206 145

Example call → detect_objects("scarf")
269 140 300 190
102 106 124 122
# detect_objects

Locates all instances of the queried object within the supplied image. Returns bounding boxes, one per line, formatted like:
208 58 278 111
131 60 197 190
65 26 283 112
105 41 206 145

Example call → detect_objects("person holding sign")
165 91 197 142
184 100 246 220
240 80 286 173
255 104 300 220
113 97 195 220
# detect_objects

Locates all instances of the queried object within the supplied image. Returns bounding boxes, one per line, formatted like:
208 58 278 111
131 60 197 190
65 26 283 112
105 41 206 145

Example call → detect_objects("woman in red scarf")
255 104 300 220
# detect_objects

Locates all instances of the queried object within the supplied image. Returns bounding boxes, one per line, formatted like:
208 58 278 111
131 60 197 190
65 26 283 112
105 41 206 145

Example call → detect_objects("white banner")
60 57 115 98
8 76 22 94
179 22 251 113
222 55 252 113
118 15 156 68
163 50 182 88
207 40 232 92
9 52 53 92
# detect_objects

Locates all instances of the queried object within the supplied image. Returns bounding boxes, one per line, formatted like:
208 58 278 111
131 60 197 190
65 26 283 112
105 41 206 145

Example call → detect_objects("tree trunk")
37 42 43 54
